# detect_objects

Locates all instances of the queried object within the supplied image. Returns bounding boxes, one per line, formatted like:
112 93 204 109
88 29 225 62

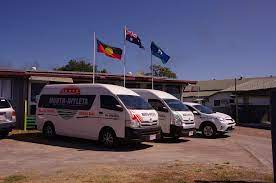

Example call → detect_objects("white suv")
183 102 235 138
0 98 16 138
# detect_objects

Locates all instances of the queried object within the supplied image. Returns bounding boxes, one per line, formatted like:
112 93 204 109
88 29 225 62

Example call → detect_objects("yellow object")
24 100 27 131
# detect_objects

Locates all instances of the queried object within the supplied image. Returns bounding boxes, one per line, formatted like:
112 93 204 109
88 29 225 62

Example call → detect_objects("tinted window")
214 100 220 106
164 99 189 111
148 99 166 111
193 105 214 114
38 95 95 110
118 95 153 110
0 99 11 108
101 95 121 111
186 105 196 112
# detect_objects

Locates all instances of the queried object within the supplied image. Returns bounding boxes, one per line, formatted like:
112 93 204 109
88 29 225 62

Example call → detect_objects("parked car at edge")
132 89 195 140
36 84 160 147
0 98 16 138
183 102 236 138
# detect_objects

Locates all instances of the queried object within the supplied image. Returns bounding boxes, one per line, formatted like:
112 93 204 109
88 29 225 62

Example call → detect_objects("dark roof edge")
0 69 196 84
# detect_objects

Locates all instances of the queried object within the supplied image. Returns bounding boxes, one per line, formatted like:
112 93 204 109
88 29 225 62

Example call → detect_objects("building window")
0 79 12 99
229 99 234 104
243 96 249 104
214 100 220 106
31 83 46 103
125 83 140 88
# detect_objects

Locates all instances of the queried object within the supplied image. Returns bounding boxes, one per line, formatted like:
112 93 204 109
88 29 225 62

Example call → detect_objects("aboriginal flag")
97 39 123 60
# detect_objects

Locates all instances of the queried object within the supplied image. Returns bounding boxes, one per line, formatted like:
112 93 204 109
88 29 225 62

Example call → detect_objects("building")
183 76 275 123
0 68 196 129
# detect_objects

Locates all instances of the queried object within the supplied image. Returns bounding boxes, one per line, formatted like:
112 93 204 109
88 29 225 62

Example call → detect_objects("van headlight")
218 117 225 122
130 120 140 128
174 113 183 126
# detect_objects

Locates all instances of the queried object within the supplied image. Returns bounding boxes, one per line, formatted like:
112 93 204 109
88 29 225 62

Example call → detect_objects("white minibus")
36 84 160 147
132 89 195 139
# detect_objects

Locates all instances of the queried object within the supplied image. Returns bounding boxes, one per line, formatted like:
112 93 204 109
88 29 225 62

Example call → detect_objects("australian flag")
151 41 170 64
125 29 144 49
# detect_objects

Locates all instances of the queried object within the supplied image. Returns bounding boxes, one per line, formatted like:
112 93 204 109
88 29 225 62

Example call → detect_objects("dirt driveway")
0 126 273 182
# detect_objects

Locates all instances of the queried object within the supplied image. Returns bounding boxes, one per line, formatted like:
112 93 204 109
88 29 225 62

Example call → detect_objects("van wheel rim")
203 126 213 136
103 132 113 145
46 126 53 136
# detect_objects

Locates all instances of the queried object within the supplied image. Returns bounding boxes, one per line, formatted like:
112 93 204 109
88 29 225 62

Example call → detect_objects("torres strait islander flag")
97 39 123 60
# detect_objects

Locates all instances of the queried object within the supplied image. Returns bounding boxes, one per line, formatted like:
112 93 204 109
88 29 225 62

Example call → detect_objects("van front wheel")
43 123 56 138
0 131 9 139
100 129 117 147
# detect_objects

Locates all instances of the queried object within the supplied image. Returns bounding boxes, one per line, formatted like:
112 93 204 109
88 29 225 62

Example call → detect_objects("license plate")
189 131 194 136
149 134 156 140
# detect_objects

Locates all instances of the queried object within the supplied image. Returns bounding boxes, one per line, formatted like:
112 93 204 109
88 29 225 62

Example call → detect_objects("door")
70 95 98 139
148 99 170 134
187 105 201 129
98 95 125 138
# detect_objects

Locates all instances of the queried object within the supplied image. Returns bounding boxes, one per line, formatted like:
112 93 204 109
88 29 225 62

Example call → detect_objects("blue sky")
0 0 275 80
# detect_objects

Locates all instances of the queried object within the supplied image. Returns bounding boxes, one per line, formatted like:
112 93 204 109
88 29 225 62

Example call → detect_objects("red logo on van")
60 87 80 95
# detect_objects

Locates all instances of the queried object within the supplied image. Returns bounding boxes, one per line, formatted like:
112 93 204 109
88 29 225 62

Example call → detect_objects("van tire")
201 123 216 138
173 135 180 141
99 128 118 148
43 122 56 138
0 131 9 139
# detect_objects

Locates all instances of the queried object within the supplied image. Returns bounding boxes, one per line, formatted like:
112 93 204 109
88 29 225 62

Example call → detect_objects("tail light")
12 111 16 117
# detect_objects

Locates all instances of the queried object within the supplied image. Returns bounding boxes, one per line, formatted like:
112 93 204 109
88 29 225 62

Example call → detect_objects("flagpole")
93 32 96 84
151 53 153 89
123 25 127 87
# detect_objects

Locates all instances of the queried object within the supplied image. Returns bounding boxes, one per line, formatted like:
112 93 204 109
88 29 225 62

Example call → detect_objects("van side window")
100 95 121 111
148 99 165 111
38 95 96 110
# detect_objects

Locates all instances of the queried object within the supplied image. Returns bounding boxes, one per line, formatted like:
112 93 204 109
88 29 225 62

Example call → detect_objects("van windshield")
193 105 214 114
118 95 153 110
164 99 189 111
0 99 11 109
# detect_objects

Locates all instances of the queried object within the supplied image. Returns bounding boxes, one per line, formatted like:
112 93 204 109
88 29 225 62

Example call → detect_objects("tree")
149 64 177 78
55 59 107 73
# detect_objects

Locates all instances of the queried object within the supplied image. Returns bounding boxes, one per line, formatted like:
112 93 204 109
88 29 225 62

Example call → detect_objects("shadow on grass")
195 181 264 183
8 132 152 152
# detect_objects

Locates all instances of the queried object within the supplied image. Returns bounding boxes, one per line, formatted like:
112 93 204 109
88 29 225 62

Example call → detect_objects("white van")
36 84 160 147
183 102 236 137
132 89 195 139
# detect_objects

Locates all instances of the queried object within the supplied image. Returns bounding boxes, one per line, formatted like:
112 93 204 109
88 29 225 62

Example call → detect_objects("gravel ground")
0 126 273 182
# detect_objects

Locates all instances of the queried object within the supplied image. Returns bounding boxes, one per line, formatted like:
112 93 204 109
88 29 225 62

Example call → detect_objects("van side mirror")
193 111 199 115
115 104 124 112
158 106 169 112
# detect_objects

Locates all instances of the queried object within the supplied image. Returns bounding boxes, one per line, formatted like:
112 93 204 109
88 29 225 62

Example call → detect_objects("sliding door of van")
71 95 97 139
148 99 171 134
99 95 125 138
